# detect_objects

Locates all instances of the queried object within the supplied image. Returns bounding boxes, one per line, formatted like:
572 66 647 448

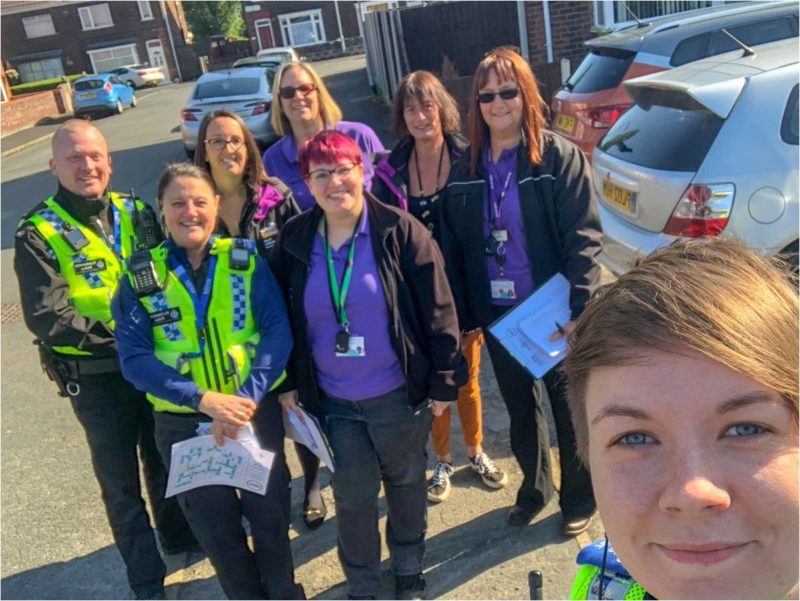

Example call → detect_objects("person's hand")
430 400 449 417
549 319 577 342
210 418 240 446
198 391 256 426
278 390 304 422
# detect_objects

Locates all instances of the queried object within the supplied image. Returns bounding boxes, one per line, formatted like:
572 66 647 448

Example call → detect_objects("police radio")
62 222 90 251
229 239 252 270
130 188 163 249
129 249 162 296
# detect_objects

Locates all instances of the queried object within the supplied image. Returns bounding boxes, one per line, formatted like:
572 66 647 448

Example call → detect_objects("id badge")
492 229 508 242
490 279 516 300
336 335 366 358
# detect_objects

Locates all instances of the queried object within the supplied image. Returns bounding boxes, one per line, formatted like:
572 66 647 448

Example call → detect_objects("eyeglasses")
278 83 317 100
476 88 521 104
204 136 245 151
307 163 358 186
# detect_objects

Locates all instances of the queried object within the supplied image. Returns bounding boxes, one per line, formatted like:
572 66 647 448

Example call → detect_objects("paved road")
0 55 604 600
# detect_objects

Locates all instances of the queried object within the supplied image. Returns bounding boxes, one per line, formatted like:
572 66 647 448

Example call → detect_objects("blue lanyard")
168 249 218 352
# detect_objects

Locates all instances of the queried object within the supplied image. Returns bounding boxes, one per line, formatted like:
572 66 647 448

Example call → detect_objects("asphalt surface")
0 55 605 600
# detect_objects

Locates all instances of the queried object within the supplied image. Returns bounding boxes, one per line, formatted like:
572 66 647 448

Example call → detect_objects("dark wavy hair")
391 70 461 140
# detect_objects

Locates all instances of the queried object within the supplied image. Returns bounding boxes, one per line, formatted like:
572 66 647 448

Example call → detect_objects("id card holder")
491 229 508 242
335 330 350 354
490 279 516 300
336 335 366 357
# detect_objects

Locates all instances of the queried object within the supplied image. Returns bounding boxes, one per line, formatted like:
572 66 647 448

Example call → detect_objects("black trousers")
153 396 303 600
485 307 596 518
69 372 193 599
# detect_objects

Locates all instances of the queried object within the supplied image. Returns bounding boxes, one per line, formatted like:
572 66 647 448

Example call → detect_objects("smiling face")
306 160 364 218
49 122 112 199
161 175 220 253
586 348 799 600
403 94 443 145
279 65 320 130
478 69 523 139
204 116 247 181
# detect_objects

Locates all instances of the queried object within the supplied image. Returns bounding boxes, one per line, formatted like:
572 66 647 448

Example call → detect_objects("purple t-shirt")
303 202 405 401
483 145 534 306
262 120 385 212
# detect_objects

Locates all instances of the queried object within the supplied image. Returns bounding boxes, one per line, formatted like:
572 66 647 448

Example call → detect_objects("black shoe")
395 573 426 600
507 505 541 527
303 496 327 530
561 513 594 537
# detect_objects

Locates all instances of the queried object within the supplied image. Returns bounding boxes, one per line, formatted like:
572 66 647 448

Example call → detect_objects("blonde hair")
271 62 343 137
563 238 799 464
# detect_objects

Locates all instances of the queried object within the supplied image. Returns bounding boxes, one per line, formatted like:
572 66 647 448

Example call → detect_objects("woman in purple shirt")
440 47 603 536
270 131 465 600
262 61 384 212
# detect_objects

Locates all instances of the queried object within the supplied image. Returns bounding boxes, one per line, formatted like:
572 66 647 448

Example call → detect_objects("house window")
279 9 325 47
87 44 140 74
22 14 56 39
138 1 153 21
17 57 65 83
78 4 114 30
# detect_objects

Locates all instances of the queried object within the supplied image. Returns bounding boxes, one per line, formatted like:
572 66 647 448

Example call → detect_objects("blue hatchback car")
72 73 137 118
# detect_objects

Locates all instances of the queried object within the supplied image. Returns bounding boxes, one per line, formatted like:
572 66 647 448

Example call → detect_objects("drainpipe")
543 0 554 63
160 0 182 81
333 0 347 54
516 1 529 62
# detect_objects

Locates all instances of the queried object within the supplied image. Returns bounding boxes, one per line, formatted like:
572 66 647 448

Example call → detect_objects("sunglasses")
476 88 521 104
278 83 317 100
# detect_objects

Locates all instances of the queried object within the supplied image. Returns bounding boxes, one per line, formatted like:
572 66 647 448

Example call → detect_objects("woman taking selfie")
441 46 602 535
374 70 507 503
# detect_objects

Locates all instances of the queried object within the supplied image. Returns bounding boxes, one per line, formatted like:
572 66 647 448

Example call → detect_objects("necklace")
413 142 446 196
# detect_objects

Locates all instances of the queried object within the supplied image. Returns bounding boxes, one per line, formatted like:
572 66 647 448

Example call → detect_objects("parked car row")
109 64 165 89
72 73 137 119
550 1 799 274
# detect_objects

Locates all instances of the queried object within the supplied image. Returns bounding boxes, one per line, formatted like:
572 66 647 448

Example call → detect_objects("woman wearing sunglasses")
440 47 603 535
195 109 300 256
373 70 507 504
270 130 466 600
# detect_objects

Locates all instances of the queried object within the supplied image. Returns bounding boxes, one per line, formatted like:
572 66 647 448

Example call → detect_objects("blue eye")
723 423 767 437
615 432 655 446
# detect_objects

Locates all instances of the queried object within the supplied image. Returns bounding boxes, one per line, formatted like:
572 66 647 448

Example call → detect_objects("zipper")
197 328 215 391
200 325 222 391
211 318 234 386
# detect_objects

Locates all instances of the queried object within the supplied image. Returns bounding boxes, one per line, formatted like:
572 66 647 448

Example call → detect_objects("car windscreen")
74 80 105 91
598 91 724 171
194 78 260 99
564 47 636 94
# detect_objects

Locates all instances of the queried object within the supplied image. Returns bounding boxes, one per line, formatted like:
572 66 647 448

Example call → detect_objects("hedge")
11 73 86 96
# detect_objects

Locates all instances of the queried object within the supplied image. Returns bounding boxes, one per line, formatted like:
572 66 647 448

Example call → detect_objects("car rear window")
74 80 104 91
194 78 260 99
564 47 636 94
781 84 799 145
598 91 724 171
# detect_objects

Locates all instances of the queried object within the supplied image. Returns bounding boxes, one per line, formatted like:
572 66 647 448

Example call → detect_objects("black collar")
53 183 110 226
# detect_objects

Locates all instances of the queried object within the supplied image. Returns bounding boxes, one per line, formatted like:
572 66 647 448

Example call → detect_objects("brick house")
241 1 364 60
0 0 192 83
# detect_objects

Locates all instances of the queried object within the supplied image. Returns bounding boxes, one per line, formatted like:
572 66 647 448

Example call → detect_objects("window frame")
781 84 799 146
22 13 56 39
278 9 326 48
137 1 154 21
78 3 114 31
86 43 140 74
17 57 65 83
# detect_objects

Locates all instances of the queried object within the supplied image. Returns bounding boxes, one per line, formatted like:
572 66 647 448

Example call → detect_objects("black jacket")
440 132 603 332
269 192 467 417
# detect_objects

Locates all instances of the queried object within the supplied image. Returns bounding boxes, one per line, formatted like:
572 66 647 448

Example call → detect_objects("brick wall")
1 84 72 136
526 1 595 74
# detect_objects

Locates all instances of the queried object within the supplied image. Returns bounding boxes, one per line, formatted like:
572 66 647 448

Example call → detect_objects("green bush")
11 73 85 96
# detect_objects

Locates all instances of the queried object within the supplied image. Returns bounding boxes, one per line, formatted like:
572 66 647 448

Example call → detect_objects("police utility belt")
35 340 120 397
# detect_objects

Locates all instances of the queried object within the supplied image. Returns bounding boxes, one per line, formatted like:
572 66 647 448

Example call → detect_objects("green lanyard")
323 214 361 332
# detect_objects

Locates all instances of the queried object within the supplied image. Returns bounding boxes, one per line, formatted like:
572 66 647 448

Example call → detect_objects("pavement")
0 55 606 600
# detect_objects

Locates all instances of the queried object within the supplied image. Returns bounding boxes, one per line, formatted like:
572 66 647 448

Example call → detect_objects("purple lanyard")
488 169 513 229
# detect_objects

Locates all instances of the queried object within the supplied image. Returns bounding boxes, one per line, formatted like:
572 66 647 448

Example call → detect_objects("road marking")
349 94 373 103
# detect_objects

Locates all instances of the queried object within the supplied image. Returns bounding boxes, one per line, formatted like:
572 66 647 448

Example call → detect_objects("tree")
184 1 245 39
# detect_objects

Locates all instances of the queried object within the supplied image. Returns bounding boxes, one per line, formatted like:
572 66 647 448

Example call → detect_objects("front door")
255 19 275 50
146 39 169 81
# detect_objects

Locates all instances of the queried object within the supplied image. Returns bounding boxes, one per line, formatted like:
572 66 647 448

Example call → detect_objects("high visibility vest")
132 238 286 413
22 194 146 356
569 540 649 600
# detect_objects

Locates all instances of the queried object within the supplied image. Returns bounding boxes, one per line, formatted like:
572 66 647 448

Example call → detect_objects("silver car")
180 67 277 158
593 38 799 274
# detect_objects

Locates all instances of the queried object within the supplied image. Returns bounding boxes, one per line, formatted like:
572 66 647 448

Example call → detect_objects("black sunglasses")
476 88 520 104
278 83 317 100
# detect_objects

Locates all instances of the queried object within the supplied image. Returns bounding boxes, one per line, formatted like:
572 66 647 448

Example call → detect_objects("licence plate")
554 114 575 134
81 92 97 100
602 180 636 214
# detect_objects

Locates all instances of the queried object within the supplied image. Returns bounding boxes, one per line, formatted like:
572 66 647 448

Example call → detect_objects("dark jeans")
486 306 596 519
69 372 193 599
320 387 432 598
153 396 302 600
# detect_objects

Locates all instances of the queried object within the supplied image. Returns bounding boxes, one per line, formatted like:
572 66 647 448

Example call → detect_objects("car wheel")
126 80 136 89
130 94 137 108
115 99 124 114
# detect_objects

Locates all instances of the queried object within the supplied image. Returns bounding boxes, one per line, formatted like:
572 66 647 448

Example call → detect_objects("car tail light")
663 183 735 237
576 103 631 129
181 108 202 122
250 102 270 116
138 71 148 76
103 82 112 93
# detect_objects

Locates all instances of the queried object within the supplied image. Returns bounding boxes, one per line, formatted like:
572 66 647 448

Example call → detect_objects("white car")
180 67 277 158
255 46 301 63
109 65 165 89
592 38 799 273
